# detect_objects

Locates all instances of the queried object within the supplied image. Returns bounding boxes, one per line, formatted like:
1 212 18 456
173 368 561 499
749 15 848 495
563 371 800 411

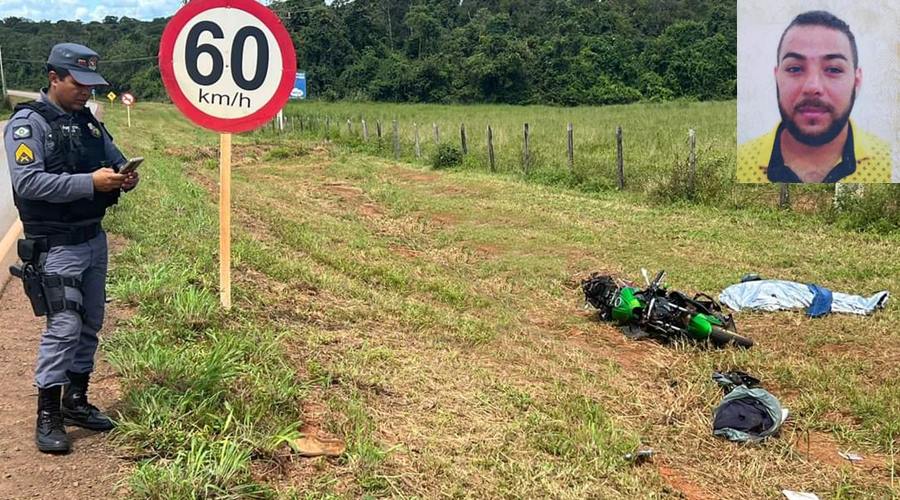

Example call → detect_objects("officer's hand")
122 171 139 192
92 168 125 192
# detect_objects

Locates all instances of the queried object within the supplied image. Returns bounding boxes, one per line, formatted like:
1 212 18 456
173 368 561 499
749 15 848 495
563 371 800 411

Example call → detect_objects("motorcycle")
582 269 753 348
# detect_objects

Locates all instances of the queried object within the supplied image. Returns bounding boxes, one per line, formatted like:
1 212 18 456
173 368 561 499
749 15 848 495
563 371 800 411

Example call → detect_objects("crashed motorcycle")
582 269 753 348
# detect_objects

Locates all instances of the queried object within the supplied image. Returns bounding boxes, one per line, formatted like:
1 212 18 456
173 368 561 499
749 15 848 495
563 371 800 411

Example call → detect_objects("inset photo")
737 1 898 183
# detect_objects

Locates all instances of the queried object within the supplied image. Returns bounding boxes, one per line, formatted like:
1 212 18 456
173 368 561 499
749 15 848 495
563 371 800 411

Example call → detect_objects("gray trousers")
34 232 108 389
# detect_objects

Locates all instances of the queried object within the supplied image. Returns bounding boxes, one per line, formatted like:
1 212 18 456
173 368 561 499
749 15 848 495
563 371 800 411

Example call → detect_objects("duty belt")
23 223 102 251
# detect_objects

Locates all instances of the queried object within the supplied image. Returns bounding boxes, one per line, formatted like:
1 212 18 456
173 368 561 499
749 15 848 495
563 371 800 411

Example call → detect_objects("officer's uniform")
7 91 125 387
4 43 132 453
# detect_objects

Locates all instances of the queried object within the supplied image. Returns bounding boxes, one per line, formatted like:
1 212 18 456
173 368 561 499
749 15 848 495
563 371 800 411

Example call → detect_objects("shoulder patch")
13 125 32 139
15 143 35 165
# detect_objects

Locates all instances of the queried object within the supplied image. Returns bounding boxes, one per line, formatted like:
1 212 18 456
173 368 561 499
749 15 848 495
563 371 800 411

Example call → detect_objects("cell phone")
119 157 143 175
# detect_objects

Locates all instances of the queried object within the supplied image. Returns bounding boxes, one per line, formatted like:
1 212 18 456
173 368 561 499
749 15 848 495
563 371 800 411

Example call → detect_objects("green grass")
99 106 307 498
97 101 899 498
271 100 900 232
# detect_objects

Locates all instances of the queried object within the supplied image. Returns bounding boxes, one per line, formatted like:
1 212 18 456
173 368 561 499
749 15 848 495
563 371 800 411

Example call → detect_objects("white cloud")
0 0 184 21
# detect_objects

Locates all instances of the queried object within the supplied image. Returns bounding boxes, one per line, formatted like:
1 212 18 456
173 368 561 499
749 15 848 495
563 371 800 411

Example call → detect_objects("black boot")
62 371 115 431
36 386 70 453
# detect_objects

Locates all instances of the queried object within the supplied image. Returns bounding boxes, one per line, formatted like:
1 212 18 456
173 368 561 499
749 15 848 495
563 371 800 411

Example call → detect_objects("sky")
0 0 272 22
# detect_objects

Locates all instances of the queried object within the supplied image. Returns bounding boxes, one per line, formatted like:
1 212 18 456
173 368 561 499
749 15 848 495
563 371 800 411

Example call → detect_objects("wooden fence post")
523 123 530 174
460 123 468 155
326 116 330 131
616 126 625 190
688 128 696 196
433 122 440 143
567 122 574 173
487 125 496 172
779 184 790 209
376 120 382 139
393 119 400 160
414 123 421 159
362 119 369 141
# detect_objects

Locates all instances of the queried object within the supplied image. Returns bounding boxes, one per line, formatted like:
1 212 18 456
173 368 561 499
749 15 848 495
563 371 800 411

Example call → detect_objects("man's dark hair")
46 64 70 79
777 10 858 68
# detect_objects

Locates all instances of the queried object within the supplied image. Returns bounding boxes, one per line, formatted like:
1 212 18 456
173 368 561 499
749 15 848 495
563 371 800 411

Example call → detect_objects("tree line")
0 0 736 105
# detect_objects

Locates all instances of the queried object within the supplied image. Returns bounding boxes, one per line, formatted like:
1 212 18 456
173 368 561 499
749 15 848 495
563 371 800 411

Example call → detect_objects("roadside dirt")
0 258 128 499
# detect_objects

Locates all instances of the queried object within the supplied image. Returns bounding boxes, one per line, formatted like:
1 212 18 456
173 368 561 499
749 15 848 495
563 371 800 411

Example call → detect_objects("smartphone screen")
119 157 144 175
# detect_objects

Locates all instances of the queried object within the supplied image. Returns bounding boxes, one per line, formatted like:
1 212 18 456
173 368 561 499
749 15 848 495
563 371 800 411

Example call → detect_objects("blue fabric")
719 280 888 316
806 284 833 318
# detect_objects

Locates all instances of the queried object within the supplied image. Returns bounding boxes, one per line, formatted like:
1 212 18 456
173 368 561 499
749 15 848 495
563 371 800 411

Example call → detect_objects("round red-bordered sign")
159 0 297 133
121 93 135 106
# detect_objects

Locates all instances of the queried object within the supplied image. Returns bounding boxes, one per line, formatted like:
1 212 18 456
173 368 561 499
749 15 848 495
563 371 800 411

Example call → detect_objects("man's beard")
777 87 855 146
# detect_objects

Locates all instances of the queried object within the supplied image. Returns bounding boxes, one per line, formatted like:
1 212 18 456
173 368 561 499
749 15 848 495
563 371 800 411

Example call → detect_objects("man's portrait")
737 2 898 183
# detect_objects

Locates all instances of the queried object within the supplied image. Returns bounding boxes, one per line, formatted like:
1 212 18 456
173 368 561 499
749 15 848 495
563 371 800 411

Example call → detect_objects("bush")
825 184 900 233
431 143 463 169
648 149 734 206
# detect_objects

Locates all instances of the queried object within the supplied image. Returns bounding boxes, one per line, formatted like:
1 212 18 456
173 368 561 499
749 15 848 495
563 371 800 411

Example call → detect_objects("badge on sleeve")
15 143 35 165
13 125 32 139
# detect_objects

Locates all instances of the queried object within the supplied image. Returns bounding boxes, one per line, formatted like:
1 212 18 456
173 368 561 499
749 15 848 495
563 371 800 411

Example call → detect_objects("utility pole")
0 46 7 100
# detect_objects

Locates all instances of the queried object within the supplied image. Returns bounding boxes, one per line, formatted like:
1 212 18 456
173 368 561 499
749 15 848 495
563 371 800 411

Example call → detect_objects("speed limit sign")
158 0 297 133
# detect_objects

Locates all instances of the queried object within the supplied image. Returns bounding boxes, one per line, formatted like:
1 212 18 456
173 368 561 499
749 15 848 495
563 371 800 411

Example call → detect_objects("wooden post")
567 122 574 173
460 123 468 155
376 120 382 139
433 122 439 143
291 116 295 132
219 133 232 310
779 184 790 209
523 123 530 174
487 125 496 172
347 119 352 135
362 119 369 141
299 116 304 132
414 123 421 159
393 119 400 160
616 126 625 190
688 129 696 197
326 116 331 131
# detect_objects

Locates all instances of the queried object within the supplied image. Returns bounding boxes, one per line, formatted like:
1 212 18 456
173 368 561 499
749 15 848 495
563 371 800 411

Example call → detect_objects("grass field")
98 100 899 498
277 100 873 212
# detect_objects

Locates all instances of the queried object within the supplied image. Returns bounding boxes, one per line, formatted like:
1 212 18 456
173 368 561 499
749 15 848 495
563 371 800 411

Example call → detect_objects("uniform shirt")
3 91 126 211
736 120 893 183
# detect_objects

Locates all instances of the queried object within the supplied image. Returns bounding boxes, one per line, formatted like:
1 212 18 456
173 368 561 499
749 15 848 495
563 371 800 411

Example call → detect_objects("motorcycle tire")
709 326 754 349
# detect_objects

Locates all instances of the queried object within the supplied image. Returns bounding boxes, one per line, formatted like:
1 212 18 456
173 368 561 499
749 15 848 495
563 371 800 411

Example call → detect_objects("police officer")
4 43 139 453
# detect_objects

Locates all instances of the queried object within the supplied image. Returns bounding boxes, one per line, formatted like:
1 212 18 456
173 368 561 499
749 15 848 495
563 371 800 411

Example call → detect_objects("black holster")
9 238 83 317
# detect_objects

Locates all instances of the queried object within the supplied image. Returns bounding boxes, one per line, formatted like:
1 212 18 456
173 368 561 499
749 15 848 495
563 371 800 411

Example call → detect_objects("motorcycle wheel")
709 326 754 348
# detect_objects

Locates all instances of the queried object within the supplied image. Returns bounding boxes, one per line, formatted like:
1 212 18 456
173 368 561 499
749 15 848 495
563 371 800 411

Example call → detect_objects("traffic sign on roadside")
121 93 135 127
158 0 297 309
158 0 297 133
106 91 116 103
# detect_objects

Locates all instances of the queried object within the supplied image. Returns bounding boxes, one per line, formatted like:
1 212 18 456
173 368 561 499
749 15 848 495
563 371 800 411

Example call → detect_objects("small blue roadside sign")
291 72 306 99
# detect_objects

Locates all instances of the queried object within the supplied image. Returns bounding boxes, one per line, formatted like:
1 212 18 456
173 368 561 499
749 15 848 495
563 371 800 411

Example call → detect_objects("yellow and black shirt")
736 120 893 183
